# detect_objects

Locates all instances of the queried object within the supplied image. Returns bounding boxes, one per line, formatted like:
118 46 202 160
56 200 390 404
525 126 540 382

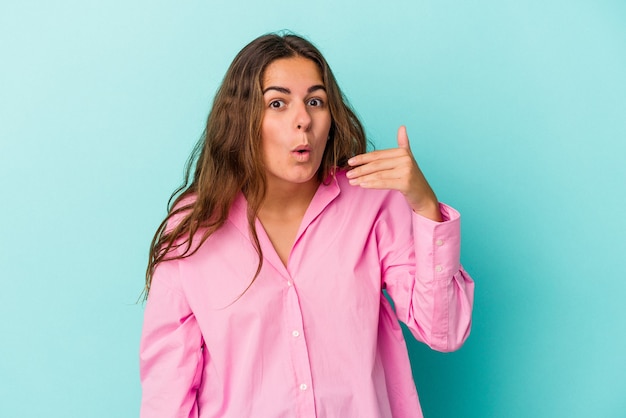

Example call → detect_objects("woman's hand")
346 126 442 222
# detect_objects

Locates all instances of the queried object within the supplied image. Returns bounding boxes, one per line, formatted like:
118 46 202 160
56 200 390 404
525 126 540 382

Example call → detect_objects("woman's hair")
144 32 367 298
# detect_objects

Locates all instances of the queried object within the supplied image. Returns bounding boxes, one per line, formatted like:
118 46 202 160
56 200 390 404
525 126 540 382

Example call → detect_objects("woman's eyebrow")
263 86 290 94
262 85 326 94
307 85 326 93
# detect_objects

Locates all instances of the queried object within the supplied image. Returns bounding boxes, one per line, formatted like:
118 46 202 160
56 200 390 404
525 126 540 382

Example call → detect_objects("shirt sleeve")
139 260 204 418
382 202 475 352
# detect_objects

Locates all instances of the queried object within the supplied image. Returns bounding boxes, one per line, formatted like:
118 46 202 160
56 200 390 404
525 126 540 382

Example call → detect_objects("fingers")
346 125 417 190
347 125 414 187
347 166 412 190
347 152 412 178
348 147 408 167
347 154 415 195
345 125 440 219
397 125 411 150
348 126 412 167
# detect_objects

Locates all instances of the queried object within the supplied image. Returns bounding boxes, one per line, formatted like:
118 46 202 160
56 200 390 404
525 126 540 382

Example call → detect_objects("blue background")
1 1 625 417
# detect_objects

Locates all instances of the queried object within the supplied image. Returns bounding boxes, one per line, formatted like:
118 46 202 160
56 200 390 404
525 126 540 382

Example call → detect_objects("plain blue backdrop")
1 1 625 417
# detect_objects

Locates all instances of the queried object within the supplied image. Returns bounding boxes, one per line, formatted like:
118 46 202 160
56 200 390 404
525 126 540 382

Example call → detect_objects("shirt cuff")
413 203 462 281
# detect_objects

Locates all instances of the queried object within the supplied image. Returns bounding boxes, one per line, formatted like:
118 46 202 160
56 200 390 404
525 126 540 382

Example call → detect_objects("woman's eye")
269 100 285 109
308 98 323 107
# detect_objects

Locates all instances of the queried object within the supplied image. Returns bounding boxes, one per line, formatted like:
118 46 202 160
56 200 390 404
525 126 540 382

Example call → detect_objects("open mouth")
292 147 311 161
292 145 311 154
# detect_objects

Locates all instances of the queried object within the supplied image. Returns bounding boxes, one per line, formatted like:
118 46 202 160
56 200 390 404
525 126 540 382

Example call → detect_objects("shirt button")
435 265 443 273
436 239 444 246
287 281 292 286
299 383 308 391
292 330 300 337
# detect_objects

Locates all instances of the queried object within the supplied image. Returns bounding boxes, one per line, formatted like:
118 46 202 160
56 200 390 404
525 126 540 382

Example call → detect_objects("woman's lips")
291 149 311 162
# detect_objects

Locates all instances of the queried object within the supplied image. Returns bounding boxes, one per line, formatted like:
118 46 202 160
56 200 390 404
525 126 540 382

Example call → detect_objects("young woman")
140 33 474 418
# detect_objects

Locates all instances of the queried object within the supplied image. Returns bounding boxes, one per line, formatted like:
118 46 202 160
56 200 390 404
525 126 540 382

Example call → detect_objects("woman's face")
260 56 331 190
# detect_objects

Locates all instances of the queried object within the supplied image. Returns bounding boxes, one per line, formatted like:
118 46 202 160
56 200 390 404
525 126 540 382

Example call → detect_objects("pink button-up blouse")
140 170 474 418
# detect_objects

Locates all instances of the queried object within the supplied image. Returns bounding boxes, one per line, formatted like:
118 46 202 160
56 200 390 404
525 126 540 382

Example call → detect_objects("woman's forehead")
262 57 324 89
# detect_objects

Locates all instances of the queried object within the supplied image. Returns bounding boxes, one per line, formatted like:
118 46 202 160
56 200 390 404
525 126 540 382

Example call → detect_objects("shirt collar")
228 172 341 242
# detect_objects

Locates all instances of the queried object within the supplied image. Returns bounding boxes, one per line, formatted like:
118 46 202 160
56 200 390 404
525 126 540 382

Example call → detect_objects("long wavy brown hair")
143 32 367 299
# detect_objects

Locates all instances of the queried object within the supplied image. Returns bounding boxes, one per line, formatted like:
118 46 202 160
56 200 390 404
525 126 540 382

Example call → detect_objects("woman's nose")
295 103 312 131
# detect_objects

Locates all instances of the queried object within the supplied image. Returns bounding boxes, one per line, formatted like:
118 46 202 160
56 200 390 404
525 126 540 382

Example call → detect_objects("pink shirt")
140 170 474 418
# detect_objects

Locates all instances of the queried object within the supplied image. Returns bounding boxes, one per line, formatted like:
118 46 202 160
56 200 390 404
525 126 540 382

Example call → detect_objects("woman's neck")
260 177 320 218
